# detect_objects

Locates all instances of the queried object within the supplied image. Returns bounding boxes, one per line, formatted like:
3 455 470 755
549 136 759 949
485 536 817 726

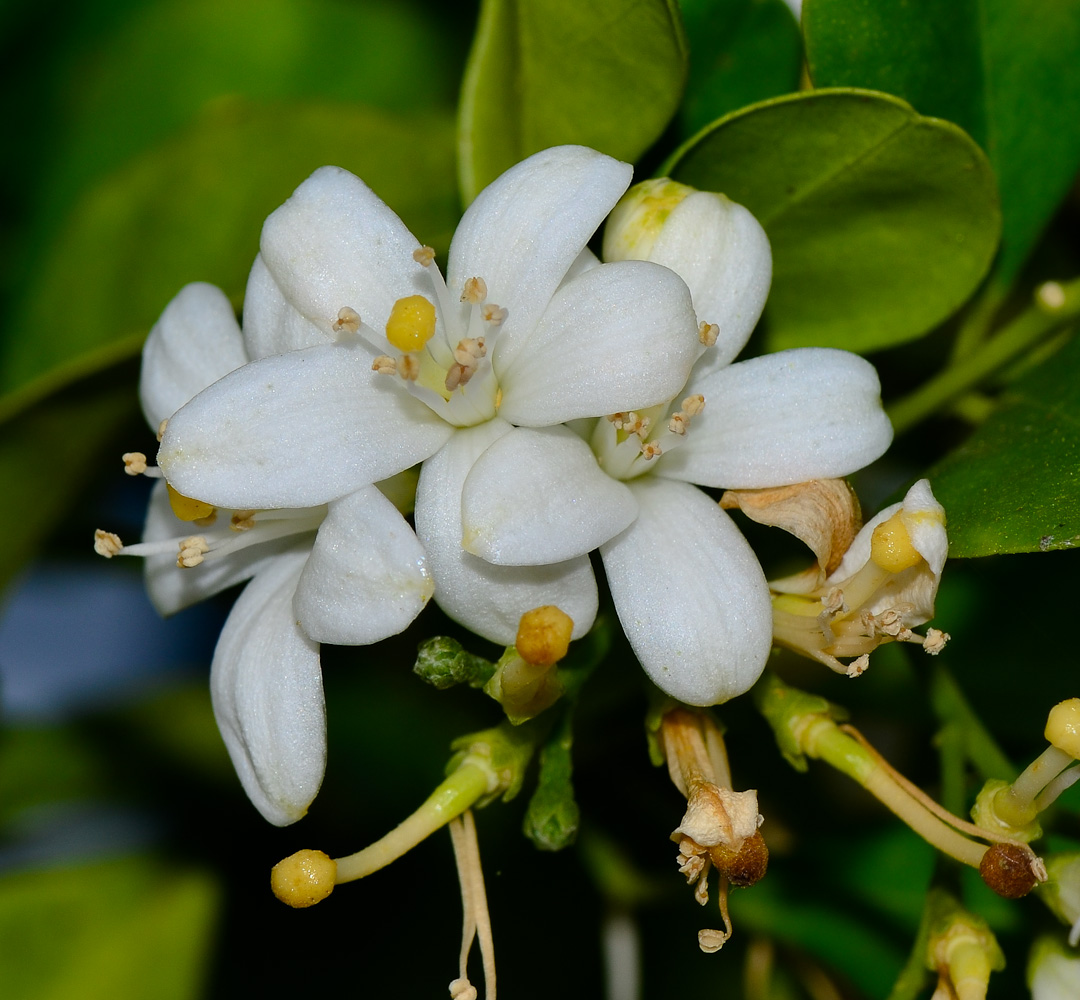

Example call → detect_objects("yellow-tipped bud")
271 849 337 908
602 178 695 262
870 511 921 572
385 295 436 352
515 605 573 666
166 482 215 522
1046 699 1080 758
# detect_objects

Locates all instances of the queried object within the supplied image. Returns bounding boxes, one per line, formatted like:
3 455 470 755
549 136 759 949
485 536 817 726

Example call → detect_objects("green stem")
930 666 1014 782
887 892 935 1000
950 280 1008 361
888 277 1080 435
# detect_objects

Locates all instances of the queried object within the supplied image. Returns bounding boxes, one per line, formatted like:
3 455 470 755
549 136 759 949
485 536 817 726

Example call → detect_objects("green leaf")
0 100 458 417
678 0 802 137
803 0 1080 283
0 367 137 591
927 334 1080 557
665 90 1000 353
0 857 218 1000
458 0 688 202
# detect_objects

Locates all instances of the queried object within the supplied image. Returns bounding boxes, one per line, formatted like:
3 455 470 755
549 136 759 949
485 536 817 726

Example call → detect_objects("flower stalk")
924 890 1004 1000
754 673 1045 896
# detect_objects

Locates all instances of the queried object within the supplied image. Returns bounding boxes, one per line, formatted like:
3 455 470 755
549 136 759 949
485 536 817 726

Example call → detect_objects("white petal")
659 348 893 488
242 254 334 360
258 165 428 344
460 425 637 565
142 480 306 615
295 485 432 644
600 477 772 705
901 479 948 575
139 283 248 429
649 192 772 373
449 146 632 373
496 260 700 425
211 548 325 826
158 340 453 509
415 421 598 645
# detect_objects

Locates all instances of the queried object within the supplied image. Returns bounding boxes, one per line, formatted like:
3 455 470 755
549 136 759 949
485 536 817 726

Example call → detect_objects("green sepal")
523 710 580 852
752 671 847 772
413 636 496 690
447 720 540 805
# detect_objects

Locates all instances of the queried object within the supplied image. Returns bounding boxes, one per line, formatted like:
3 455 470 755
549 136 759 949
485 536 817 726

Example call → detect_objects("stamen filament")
448 810 496 1000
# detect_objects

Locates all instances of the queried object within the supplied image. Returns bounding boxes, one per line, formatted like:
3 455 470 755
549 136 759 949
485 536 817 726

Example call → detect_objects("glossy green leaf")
0 857 218 1000
928 334 1080 557
678 0 801 137
0 369 137 591
803 0 1080 283
458 0 688 202
0 101 458 416
32 0 460 229
665 90 1000 353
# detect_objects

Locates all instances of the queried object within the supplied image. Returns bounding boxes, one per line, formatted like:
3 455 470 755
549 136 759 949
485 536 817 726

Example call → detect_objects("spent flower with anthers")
154 145 706 655
95 283 432 826
460 177 894 705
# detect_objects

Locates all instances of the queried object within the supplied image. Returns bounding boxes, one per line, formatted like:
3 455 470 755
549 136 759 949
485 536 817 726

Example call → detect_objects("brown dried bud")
709 831 769 887
979 842 1037 899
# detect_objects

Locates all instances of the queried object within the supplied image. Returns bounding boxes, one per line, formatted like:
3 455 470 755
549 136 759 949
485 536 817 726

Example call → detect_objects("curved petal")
449 146 632 372
258 165 429 345
650 192 772 374
659 348 893 489
496 260 700 425
242 254 335 360
211 547 325 827
139 283 248 430
415 421 598 645
461 425 637 565
295 485 433 644
600 477 772 706
158 339 453 509
142 480 308 615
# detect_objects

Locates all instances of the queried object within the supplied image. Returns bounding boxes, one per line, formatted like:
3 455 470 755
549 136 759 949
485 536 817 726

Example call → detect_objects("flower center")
356 247 509 428
589 393 706 481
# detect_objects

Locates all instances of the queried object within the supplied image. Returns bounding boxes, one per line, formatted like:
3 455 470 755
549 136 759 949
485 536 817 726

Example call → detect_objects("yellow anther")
398 354 420 381
682 394 705 417
1046 699 1080 759
177 536 209 568
270 849 337 908
333 306 361 335
642 442 663 460
699 321 719 347
94 529 122 558
444 363 469 392
230 511 257 532
669 413 689 435
482 303 507 325
372 355 397 375
461 276 487 305
870 511 921 572
515 605 574 666
385 295 436 352
413 245 436 267
166 483 215 522
157 418 168 442
123 452 148 476
453 337 486 366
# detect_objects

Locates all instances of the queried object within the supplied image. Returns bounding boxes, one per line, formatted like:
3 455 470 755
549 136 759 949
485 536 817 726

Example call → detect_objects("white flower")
103 283 431 826
1030 936 1080 1000
156 146 704 645
772 479 949 675
458 179 894 705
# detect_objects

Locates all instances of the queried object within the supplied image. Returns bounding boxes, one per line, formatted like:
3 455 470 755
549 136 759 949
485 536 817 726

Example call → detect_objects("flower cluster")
99 146 894 824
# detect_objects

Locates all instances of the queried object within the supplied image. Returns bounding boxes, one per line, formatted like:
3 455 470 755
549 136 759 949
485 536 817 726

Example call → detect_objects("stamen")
699 322 719 347
923 628 950 655
681 394 705 418
332 306 361 336
157 419 168 442
461 277 488 305
399 354 420 381
641 442 662 461
230 511 257 532
177 535 209 568
372 355 397 375
123 452 147 475
94 529 123 558
481 304 507 325
386 295 437 352
413 245 437 267
448 811 496 1000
